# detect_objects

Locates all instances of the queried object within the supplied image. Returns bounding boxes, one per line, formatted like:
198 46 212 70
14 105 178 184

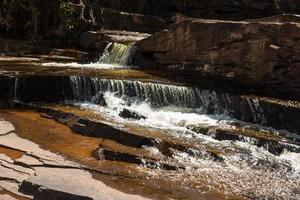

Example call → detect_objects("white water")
11 73 299 199
41 62 128 69
74 92 300 199
99 42 134 65
72 89 300 170
75 92 232 132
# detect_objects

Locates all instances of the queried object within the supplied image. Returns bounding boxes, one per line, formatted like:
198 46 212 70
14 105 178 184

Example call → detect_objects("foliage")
0 0 80 40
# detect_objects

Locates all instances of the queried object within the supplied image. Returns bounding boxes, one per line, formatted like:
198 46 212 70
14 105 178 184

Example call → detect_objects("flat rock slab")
0 118 148 200
22 167 144 200
0 194 16 200
0 120 15 135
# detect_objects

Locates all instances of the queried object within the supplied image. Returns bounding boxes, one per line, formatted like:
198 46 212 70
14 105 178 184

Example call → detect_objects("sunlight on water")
66 80 300 199
76 92 232 132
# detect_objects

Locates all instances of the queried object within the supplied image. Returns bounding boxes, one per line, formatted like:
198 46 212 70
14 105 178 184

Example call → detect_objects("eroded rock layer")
99 0 300 20
0 119 147 200
133 18 300 100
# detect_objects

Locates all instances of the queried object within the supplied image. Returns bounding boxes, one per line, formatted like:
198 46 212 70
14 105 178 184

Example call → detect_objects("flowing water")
66 76 300 199
42 42 135 69
3 41 300 199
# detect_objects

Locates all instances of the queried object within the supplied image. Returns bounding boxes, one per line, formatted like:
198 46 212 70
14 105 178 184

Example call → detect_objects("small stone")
119 108 146 120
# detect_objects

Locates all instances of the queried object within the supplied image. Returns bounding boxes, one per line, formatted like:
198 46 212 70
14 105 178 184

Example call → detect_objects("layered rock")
133 18 300 100
79 29 150 51
99 0 300 20
0 119 147 200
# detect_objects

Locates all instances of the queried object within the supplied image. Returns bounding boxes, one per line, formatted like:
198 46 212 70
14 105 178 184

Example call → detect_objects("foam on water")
41 62 129 69
76 92 232 132
66 76 300 199
74 91 300 170
279 151 300 174
169 139 300 199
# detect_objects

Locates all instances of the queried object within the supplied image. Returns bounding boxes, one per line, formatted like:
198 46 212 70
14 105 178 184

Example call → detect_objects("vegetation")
0 0 81 41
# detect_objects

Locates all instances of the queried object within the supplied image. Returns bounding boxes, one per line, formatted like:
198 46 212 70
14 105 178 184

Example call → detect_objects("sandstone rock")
134 18 300 100
0 194 16 200
248 14 300 23
40 108 159 148
0 119 148 200
187 124 300 155
0 40 90 62
79 30 150 50
99 0 300 20
97 8 167 33
20 167 147 200
0 120 15 135
79 31 108 50
95 148 180 170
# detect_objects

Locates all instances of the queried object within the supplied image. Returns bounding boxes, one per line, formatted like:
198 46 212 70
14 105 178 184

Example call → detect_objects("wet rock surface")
119 108 147 120
0 119 148 200
187 124 300 156
0 103 299 200
1 1 300 199
0 74 299 133
79 30 150 51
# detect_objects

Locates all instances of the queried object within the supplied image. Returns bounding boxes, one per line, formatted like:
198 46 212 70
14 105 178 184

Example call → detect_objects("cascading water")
67 76 300 195
69 76 233 112
68 76 299 143
4 74 300 199
42 42 135 69
99 42 134 66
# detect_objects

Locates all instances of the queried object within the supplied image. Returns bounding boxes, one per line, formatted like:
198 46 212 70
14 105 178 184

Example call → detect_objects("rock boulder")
133 18 300 100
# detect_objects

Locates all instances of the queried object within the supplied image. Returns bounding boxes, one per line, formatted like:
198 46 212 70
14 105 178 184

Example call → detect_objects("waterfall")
69 76 235 113
41 42 135 69
68 76 299 133
98 42 134 66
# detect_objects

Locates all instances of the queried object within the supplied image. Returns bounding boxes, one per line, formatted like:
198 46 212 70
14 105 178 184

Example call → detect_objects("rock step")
95 8 167 34
188 124 300 155
20 181 93 200
133 18 300 101
79 29 150 51
0 119 148 200
93 147 182 171
43 108 159 148
37 106 224 161
0 39 91 62
98 0 300 20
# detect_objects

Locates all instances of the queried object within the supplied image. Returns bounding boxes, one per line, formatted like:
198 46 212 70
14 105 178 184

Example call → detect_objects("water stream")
65 76 300 199
5 40 300 199
42 42 135 69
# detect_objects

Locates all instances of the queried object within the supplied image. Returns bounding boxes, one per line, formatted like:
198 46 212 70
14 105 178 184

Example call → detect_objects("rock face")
100 0 300 20
133 18 300 100
79 30 150 51
0 119 148 200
